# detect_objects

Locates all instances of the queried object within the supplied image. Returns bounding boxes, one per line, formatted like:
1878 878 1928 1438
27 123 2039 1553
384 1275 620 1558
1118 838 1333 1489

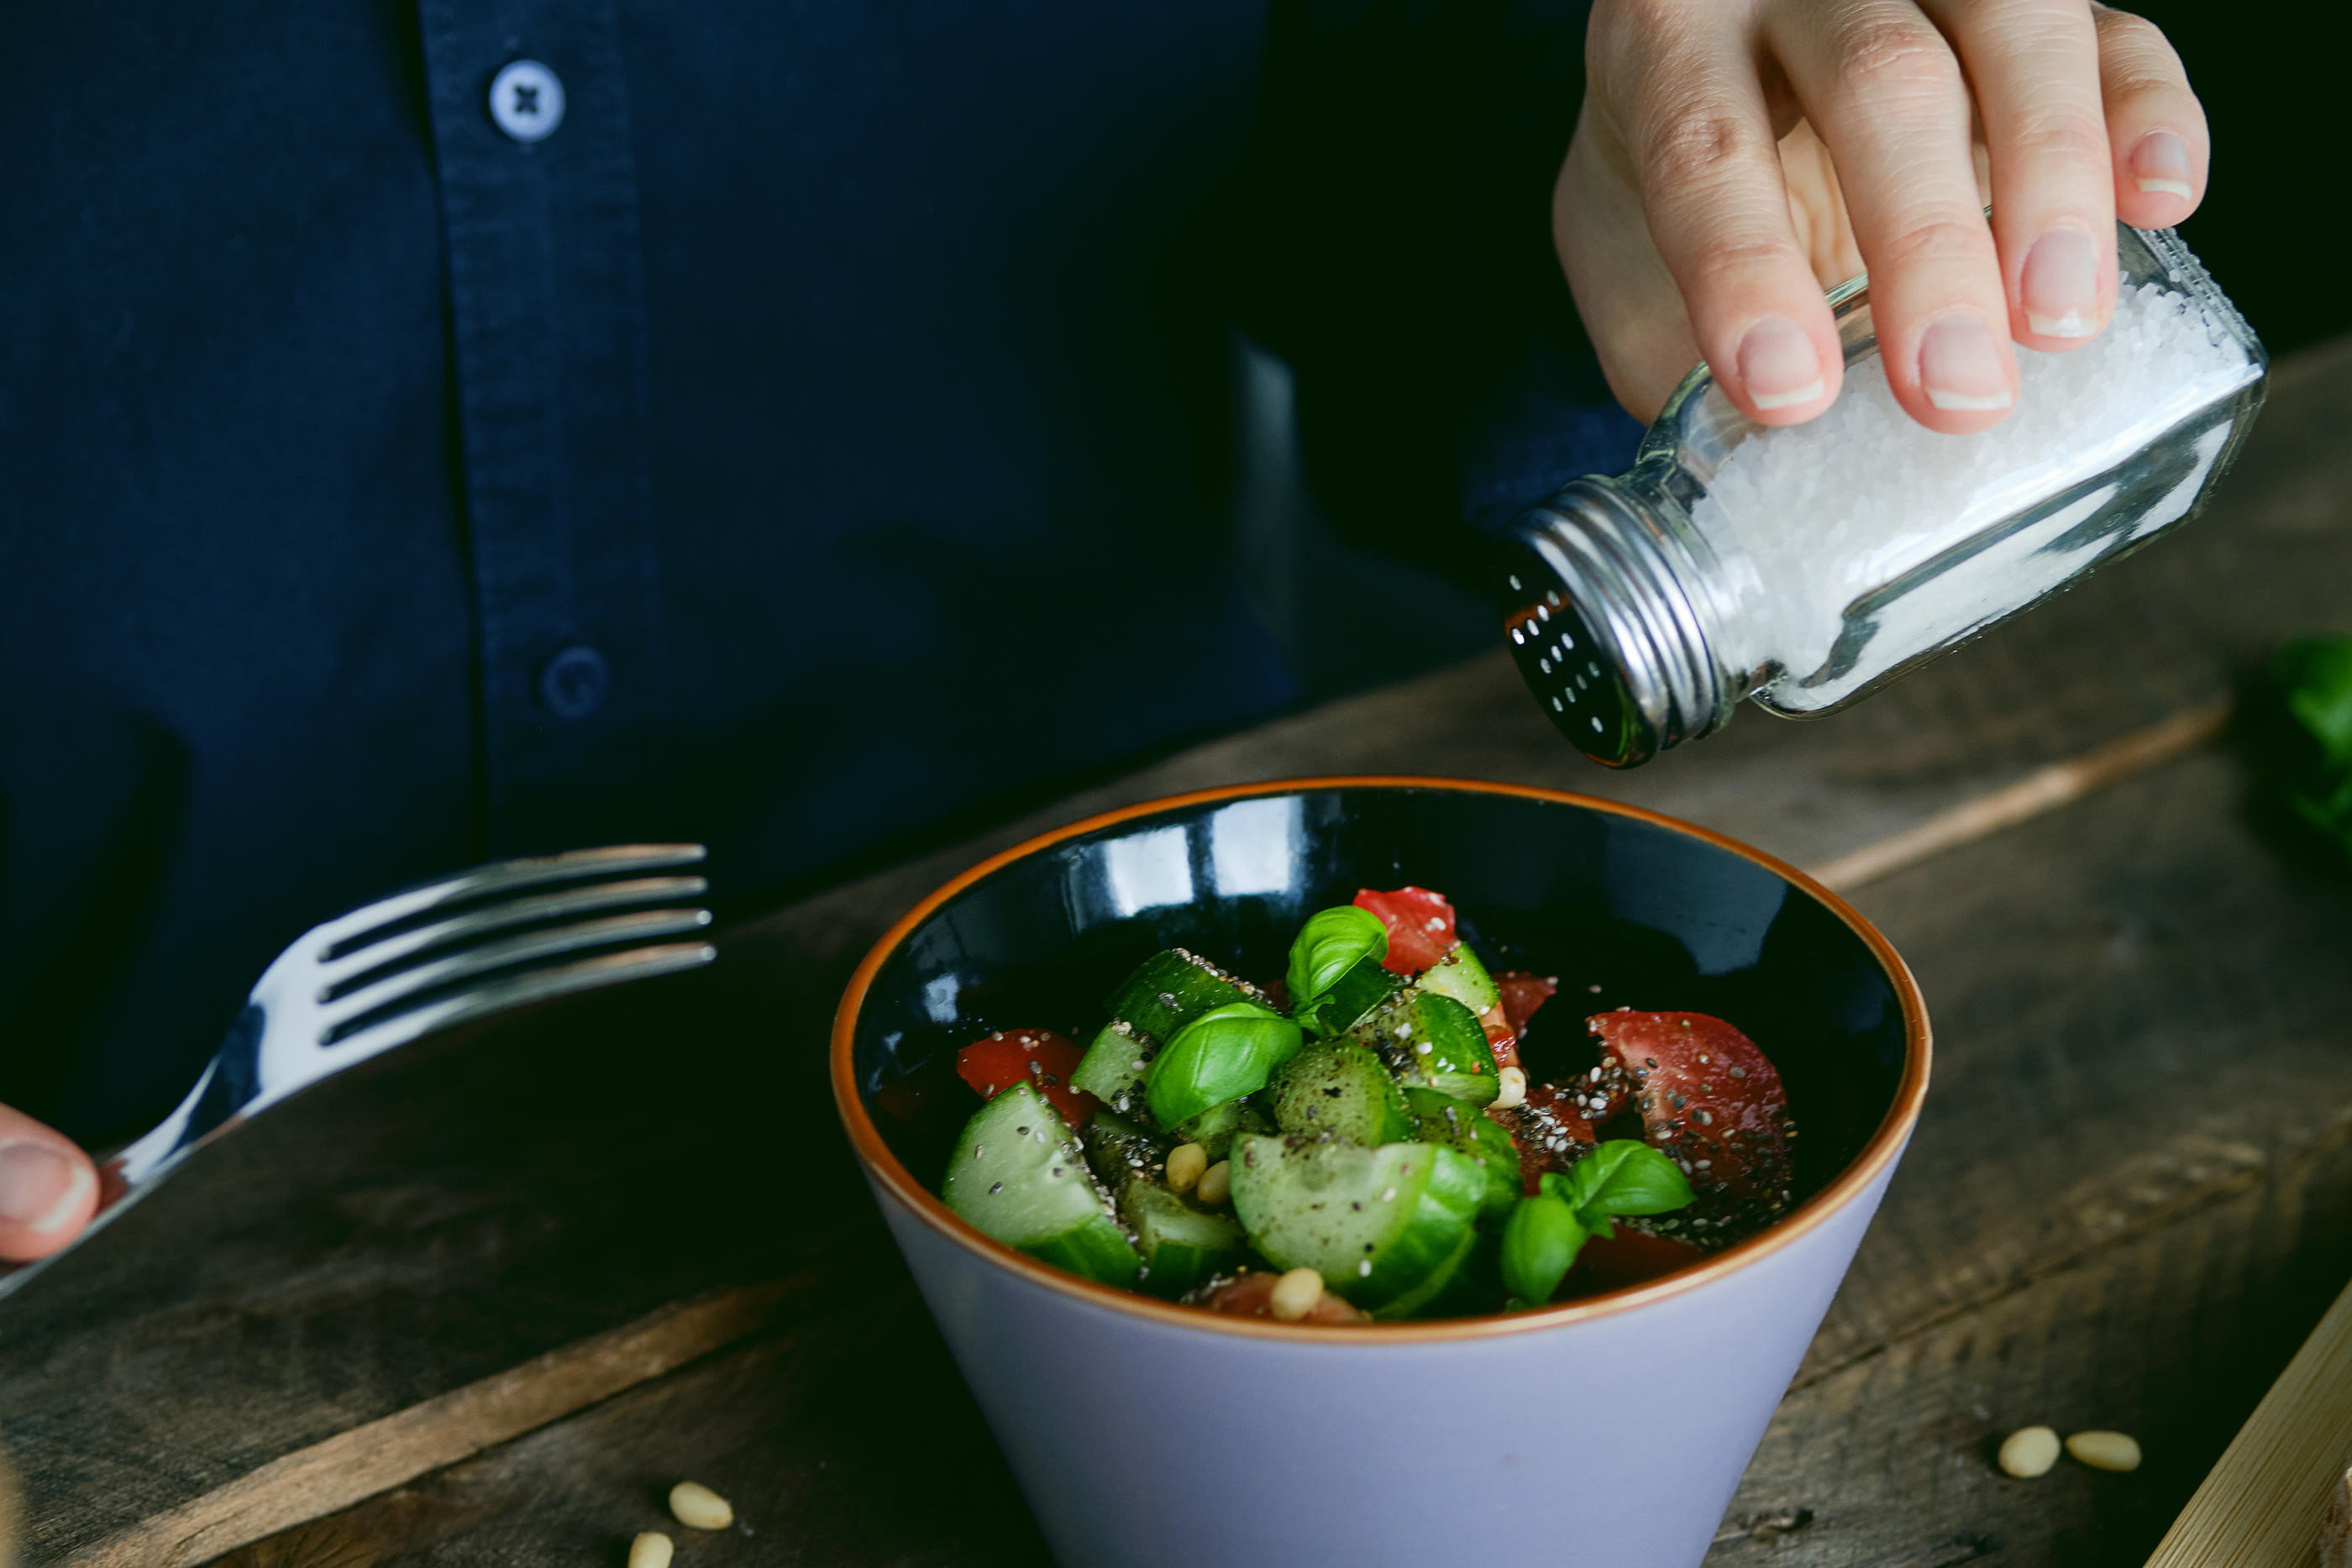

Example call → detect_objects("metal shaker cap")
1495 478 1733 768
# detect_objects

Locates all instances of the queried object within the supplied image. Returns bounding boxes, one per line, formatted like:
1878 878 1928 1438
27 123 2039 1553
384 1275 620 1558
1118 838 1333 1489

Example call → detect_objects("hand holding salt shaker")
1500 222 2265 766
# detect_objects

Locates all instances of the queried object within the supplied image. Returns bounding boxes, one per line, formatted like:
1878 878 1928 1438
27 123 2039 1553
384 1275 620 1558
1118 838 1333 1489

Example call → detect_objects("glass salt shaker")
1497 221 2267 767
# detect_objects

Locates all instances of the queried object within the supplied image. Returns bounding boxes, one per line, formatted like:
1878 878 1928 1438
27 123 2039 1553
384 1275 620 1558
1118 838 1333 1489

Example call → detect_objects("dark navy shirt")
0 1 1635 1139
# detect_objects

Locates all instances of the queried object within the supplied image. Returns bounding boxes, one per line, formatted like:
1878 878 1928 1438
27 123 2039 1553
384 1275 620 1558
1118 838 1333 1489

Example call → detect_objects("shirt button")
488 60 565 143
538 645 609 720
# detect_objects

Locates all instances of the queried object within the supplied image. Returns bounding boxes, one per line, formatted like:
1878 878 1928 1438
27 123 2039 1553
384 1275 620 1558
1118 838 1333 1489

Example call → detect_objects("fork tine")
322 908 715 1036
319 941 718 1067
309 844 707 955
319 874 711 986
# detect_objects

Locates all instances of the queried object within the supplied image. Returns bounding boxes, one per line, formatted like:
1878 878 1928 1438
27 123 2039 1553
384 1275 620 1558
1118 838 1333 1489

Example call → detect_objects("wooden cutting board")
2145 1274 2352 1566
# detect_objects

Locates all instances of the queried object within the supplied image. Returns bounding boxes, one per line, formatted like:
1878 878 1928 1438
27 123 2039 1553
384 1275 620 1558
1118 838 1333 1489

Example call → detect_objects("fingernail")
1919 314 2013 412
2022 227 2099 338
1735 316 1825 411
0 1139 90 1233
2131 130 2193 200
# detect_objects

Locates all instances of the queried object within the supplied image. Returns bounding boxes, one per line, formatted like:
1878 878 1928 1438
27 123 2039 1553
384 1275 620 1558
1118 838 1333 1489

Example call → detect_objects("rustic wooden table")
5 338 2350 1568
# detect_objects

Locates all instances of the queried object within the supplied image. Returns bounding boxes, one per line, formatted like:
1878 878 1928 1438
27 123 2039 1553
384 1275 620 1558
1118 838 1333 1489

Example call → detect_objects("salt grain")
1689 277 2256 704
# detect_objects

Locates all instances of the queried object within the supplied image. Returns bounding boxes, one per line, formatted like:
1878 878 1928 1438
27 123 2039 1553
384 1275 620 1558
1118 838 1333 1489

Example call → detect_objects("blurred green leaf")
2276 637 2352 764
2251 636 2352 864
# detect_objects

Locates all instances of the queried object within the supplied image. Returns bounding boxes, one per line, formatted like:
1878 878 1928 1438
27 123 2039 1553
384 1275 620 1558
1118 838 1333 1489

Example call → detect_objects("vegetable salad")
927 888 1799 1321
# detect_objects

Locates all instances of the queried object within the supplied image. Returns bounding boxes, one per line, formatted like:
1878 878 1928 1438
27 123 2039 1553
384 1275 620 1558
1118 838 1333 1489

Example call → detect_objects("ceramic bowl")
832 778 1929 1568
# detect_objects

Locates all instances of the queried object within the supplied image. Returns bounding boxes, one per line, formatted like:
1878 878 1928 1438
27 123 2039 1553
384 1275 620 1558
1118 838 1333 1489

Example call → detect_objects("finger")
1779 120 1867 290
1922 0 2116 351
1594 1 1844 424
0 1104 98 1262
1770 1 2017 431
2091 4 2208 229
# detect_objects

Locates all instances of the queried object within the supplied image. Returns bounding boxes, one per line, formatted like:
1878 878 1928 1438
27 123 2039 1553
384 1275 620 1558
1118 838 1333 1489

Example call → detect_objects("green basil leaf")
1556 1140 1695 1220
1144 1001 1304 1127
2254 637 2352 863
1499 1191 1587 1307
2278 637 2352 763
1284 906 1388 1020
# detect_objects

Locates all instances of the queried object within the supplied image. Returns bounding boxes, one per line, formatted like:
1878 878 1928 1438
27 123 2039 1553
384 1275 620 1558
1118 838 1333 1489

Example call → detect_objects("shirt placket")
415 0 664 852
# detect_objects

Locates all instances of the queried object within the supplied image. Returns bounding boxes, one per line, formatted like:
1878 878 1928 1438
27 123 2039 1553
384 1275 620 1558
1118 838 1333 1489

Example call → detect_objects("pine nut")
1196 1159 1231 1206
1494 1066 1527 1110
1998 1425 2061 1478
628 1532 675 1568
1166 1142 1208 1193
669 1480 735 1530
2066 1430 2141 1472
1268 1266 1325 1321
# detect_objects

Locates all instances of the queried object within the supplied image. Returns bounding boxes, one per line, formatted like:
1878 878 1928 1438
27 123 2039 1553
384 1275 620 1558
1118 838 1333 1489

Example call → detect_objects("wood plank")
5 333 2350 1563
1790 748 2352 1387
207 714 2352 1567
1707 1114 2352 1567
1803 696 2232 892
60 1278 829 1568
1697 744 2352 1562
213 1284 1051 1568
0 700 2233 1568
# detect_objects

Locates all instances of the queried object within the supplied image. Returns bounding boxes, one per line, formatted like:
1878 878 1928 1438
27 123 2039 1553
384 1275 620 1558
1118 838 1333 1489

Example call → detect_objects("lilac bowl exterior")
833 778 1929 1568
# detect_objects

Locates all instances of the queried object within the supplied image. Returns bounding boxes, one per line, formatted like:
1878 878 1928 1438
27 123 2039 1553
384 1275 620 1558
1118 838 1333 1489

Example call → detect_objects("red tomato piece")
954 1028 1099 1126
874 1051 963 1125
1494 972 1558 1033
1572 1228 1709 1290
1488 1081 1598 1195
1196 1271 1369 1323
1352 886 1455 975
1478 1004 1519 1070
1586 1010 1794 1223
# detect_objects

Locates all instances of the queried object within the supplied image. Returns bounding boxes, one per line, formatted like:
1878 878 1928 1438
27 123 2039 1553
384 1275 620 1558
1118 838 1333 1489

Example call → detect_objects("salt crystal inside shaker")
1499 222 2266 766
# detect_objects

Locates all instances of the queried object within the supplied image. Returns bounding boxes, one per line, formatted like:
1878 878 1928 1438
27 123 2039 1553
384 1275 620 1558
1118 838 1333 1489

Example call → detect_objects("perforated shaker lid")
1494 481 1730 768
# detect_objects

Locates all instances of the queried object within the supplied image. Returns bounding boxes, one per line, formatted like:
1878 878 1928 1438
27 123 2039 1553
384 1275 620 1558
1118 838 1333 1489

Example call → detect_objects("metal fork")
0 843 717 1303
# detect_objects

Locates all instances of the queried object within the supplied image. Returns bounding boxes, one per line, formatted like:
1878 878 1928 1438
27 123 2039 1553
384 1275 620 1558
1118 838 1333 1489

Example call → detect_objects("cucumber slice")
1295 951 1404 1037
1355 989 1500 1107
1419 942 1501 1016
1269 1041 1415 1146
1102 948 1261 1045
944 1083 1139 1286
1228 1134 1484 1309
1032 1214 1151 1284
1070 1019 1157 1117
1404 1088 1522 1220
1080 1109 1167 1189
1171 1097 1270 1162
1119 1179 1252 1299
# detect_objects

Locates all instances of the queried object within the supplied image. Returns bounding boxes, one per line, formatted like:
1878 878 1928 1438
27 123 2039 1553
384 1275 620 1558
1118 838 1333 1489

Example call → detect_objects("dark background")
2137 0 2346 359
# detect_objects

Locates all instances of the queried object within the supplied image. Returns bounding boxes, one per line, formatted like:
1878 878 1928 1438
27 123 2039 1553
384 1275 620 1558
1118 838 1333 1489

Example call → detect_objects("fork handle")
111 1003 266 1191
0 1005 265 1303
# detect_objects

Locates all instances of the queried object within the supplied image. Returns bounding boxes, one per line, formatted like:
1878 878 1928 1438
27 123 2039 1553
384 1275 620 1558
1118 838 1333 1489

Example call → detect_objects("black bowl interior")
854 786 1910 1212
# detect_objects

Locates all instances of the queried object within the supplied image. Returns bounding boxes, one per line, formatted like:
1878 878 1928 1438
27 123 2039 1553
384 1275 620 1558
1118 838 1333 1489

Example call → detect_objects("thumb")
0 1104 99 1262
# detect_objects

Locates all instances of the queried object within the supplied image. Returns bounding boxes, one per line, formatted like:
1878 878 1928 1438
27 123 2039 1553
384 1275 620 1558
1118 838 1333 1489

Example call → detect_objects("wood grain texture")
211 1284 1052 1568
207 740 2352 1568
1709 1118 2352 1566
62 1281 816 1568
1803 698 2233 892
2142 1277 2352 1568
3 333 2349 1565
1705 749 2352 1565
